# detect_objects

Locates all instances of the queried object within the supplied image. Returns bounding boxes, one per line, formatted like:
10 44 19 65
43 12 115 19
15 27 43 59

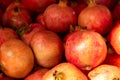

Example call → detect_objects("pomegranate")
2 2 32 29
0 27 18 46
43 0 77 33
36 14 46 28
78 1 112 35
21 0 56 12
0 38 34 78
42 62 88 80
30 30 64 68
88 64 120 80
107 21 120 55
68 0 87 16
24 68 49 80
0 73 15 80
85 0 118 10
65 30 107 71
17 23 46 45
104 52 120 68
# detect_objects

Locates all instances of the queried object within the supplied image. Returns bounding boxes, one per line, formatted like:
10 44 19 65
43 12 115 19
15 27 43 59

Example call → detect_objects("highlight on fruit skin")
65 30 107 71
88 64 120 80
42 62 88 80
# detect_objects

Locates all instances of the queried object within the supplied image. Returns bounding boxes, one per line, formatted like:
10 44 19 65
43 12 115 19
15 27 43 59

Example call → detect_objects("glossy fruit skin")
0 39 34 78
107 21 120 55
2 2 32 29
78 3 112 35
30 30 64 68
43 3 77 33
65 30 107 71
42 62 88 80
88 64 120 80
21 0 56 12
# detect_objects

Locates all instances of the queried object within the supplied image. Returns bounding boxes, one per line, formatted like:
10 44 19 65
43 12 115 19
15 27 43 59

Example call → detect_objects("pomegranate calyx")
53 70 63 80
16 26 29 37
59 0 68 7
85 65 91 70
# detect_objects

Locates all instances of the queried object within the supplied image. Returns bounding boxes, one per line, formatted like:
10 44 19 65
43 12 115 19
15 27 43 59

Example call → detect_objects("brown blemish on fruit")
113 77 120 80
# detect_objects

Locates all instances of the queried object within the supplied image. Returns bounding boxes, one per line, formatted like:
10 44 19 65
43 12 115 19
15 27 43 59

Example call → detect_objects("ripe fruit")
24 68 49 80
17 23 46 45
30 30 64 68
88 64 120 80
0 38 34 78
21 0 56 12
43 0 77 33
107 21 120 55
2 2 32 29
65 30 107 71
104 52 120 68
78 1 112 35
0 27 18 46
85 0 118 10
42 62 88 80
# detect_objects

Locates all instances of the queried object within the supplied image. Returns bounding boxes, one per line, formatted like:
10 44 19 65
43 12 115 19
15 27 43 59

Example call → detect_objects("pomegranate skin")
88 64 120 80
78 3 112 35
2 2 32 29
44 4 77 33
107 21 120 55
0 39 34 78
30 30 64 68
65 30 107 71
21 0 56 12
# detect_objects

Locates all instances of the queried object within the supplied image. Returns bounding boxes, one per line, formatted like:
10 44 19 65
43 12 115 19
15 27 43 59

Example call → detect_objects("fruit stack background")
0 0 120 80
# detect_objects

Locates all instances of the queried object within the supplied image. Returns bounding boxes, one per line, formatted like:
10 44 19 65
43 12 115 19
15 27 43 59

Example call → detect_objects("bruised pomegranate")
42 62 88 80
78 1 112 35
2 2 32 29
0 38 34 78
43 0 77 33
88 64 120 80
65 30 107 71
30 30 64 68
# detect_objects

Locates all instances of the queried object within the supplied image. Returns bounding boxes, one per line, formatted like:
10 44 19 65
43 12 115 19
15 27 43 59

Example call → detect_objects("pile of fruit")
0 0 120 79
